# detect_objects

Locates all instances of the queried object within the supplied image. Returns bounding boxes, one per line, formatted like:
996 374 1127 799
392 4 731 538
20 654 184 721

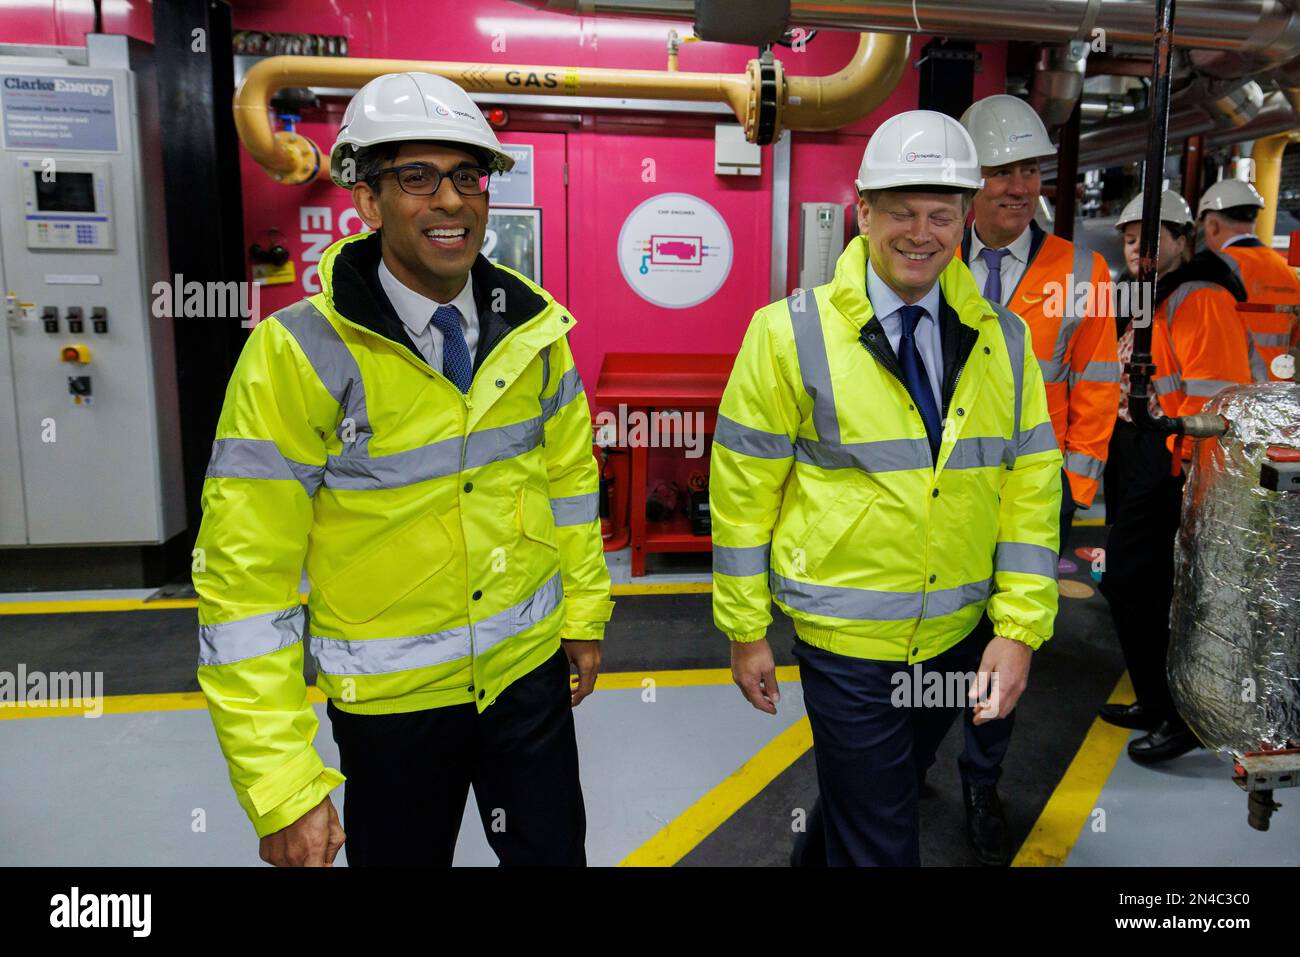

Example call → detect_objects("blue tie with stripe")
978 246 1010 303
429 304 473 393
898 304 941 464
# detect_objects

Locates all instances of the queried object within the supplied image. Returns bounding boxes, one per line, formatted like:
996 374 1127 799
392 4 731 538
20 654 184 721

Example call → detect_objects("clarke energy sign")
1 73 118 152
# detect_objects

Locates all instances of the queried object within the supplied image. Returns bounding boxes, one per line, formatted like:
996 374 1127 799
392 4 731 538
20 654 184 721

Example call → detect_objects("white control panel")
20 156 114 250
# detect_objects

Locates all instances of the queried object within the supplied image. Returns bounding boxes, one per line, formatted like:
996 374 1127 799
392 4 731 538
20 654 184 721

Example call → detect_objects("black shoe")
963 782 1011 867
1128 720 1202 765
1099 702 1159 731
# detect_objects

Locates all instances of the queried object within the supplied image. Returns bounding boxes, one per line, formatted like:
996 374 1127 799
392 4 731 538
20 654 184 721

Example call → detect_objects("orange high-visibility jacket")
1144 252 1253 449
963 224 1120 507
1215 235 1300 381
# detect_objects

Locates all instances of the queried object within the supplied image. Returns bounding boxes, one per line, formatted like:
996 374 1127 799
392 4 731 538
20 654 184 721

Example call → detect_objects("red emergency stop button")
60 344 90 364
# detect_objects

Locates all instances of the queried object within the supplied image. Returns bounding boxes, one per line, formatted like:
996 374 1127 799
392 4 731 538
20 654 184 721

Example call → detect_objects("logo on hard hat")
434 103 451 116
1008 132 1034 144
905 151 942 163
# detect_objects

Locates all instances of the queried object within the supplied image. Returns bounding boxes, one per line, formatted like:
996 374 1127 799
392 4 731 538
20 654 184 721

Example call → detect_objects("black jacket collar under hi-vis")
326 230 548 375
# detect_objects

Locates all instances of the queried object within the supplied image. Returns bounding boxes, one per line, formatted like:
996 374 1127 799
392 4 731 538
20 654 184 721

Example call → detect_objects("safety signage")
617 192 733 309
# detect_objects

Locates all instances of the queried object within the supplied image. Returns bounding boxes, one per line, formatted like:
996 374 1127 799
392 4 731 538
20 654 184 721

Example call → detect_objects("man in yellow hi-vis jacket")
711 110 1061 866
194 73 612 866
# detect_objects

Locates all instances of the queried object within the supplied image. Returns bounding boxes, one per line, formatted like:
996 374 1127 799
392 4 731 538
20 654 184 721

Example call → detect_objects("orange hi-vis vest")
1215 236 1300 382
962 223 1120 507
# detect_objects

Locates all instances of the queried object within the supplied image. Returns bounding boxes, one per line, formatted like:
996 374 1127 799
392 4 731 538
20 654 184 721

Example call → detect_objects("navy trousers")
327 647 586 866
793 616 997 867
956 467 1071 786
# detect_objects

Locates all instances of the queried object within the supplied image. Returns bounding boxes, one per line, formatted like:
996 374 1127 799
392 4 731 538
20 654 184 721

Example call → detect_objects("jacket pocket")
517 483 560 552
790 483 877 578
319 510 455 624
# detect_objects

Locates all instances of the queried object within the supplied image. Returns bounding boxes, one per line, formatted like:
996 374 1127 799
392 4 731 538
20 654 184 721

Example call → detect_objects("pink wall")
3 0 1009 395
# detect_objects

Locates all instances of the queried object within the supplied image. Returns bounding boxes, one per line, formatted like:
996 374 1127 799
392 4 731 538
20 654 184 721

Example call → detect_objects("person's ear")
352 182 383 231
857 195 870 236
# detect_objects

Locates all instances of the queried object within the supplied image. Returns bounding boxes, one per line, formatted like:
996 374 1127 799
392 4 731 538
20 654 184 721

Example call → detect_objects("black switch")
91 306 107 334
42 306 58 334
67 375 92 397
66 306 83 334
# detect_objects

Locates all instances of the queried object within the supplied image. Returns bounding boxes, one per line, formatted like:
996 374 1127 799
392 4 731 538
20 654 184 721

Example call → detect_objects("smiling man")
193 73 612 866
954 94 1119 865
711 110 1061 866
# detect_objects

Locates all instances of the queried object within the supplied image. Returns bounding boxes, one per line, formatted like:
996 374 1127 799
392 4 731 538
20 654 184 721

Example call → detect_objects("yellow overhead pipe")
233 32 911 185
1253 129 1300 245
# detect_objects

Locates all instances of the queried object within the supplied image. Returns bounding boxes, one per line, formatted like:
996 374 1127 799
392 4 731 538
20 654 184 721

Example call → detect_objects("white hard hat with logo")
1115 189 1194 228
959 94 1056 168
329 72 515 188
1196 179 1266 218
855 109 984 193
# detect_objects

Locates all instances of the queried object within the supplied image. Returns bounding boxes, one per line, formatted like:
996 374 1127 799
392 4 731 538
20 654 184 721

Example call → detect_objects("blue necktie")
978 246 1010 303
898 304 941 463
429 304 473 393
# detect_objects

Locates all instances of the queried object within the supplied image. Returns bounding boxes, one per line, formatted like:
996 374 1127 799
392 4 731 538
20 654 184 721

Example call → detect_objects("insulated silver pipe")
513 0 1300 64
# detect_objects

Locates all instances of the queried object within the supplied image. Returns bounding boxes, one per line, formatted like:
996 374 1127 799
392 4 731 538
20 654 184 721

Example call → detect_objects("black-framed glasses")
368 163 490 197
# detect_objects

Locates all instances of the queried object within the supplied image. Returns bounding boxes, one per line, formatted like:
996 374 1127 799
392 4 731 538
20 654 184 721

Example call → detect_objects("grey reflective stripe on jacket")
994 541 1058 579
199 605 306 666
551 491 598 526
771 572 991 622
275 300 373 455
308 572 563 674
206 437 325 497
713 542 771 577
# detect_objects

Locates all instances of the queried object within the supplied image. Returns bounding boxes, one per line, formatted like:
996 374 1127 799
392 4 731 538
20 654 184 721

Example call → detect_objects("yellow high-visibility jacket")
194 231 613 837
711 236 1061 662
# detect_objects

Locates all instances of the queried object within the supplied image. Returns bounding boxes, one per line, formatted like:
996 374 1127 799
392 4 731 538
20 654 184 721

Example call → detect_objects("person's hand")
259 795 345 867
563 639 602 707
970 636 1032 725
731 639 780 714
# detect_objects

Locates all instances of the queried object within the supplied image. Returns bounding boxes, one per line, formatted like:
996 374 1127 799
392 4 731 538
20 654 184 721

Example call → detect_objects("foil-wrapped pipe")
1169 382 1300 757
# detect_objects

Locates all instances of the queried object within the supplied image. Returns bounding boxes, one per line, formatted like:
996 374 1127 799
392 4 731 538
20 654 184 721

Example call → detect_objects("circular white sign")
617 192 733 309
1270 352 1295 380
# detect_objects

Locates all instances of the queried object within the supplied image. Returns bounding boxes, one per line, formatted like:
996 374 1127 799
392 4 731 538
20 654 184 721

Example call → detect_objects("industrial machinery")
0 36 183 568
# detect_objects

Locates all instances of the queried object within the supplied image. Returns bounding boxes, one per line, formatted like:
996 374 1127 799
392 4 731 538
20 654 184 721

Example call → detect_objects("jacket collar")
1155 248 1248 307
316 231 549 369
828 235 996 333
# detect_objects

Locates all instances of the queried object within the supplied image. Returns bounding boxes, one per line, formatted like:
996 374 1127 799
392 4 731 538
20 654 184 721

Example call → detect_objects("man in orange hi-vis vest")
1198 179 1300 382
955 94 1120 866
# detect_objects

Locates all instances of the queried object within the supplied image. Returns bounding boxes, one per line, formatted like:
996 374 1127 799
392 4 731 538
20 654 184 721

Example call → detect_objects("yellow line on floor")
620 715 813 867
1 582 712 615
0 667 798 719
1073 518 1105 527
1012 672 1134 867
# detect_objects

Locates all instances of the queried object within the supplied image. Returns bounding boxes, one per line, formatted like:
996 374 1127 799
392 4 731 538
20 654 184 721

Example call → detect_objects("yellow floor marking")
0 668 795 720
1058 579 1096 600
1073 517 1105 527
3 583 710 615
620 715 813 867
1012 672 1134 867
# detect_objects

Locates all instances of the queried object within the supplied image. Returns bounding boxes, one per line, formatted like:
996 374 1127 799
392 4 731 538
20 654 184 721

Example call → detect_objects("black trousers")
327 648 586 866
1098 419 1187 723
957 467 1072 786
792 617 997 867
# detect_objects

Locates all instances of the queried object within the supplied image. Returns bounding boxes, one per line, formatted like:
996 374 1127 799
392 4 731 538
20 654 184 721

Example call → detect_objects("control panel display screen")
34 171 96 213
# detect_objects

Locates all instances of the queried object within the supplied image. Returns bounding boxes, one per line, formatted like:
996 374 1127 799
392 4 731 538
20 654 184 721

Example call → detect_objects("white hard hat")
1115 189 1194 229
855 109 984 193
959 94 1056 169
329 72 514 189
1197 179 1265 218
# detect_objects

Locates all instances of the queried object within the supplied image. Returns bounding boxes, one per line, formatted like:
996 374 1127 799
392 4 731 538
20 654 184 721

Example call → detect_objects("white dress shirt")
378 258 480 370
967 225 1034 306
867 259 944 413
1220 232 1256 250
